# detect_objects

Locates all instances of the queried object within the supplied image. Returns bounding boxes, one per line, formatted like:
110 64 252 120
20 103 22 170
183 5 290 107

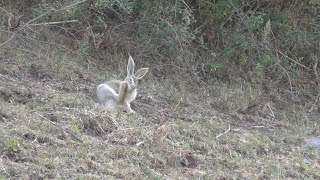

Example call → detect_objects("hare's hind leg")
96 84 118 106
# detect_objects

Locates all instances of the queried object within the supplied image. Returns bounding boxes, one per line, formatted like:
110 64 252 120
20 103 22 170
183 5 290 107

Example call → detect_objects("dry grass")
0 34 320 179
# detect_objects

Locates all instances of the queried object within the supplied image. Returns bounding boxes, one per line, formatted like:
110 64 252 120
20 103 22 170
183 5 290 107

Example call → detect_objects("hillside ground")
0 33 320 179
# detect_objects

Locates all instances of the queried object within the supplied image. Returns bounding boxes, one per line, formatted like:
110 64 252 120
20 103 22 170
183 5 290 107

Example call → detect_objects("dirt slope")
0 48 319 179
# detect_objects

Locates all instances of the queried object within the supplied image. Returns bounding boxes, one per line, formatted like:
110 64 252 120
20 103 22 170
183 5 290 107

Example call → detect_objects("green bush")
1 0 319 89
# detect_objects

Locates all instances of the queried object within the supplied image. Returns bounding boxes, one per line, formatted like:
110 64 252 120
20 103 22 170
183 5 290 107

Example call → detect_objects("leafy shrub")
1 0 319 92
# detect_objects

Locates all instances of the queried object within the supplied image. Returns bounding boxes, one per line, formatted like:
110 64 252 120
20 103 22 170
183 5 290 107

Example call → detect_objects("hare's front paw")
124 103 135 113
128 109 136 114
121 81 128 87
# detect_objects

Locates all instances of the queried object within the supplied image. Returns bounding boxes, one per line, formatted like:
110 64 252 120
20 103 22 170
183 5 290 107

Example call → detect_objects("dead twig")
253 125 266 128
315 41 320 101
0 9 54 46
181 0 192 11
268 26 294 96
275 52 294 96
277 49 311 71
267 103 275 118
34 112 83 142
0 0 87 47
28 20 79 26
216 124 231 139
172 97 182 114
314 55 319 83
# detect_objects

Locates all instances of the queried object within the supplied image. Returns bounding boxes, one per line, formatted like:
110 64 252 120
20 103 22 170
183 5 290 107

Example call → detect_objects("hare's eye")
129 78 133 82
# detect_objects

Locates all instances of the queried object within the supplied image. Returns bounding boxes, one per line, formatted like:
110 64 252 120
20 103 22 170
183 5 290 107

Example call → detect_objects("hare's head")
124 56 149 91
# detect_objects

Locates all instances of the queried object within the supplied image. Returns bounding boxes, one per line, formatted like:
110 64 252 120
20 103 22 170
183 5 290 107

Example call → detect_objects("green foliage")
4 138 21 152
134 1 196 55
48 0 195 57
32 1 68 22
211 62 223 72
193 0 319 83
2 0 319 85
72 125 81 135
196 0 231 25
243 12 265 31
132 0 147 15
310 0 320 5
77 40 89 56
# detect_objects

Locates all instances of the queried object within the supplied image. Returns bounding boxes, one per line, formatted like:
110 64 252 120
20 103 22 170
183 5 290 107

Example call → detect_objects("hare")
96 56 149 113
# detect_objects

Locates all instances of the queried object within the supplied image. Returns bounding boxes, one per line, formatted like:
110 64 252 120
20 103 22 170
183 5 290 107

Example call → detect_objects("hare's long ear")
127 56 135 76
135 68 149 79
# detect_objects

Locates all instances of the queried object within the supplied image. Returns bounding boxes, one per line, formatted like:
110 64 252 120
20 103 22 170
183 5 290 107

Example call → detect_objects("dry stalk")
315 41 320 100
28 20 78 26
277 49 311 71
172 97 183 114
